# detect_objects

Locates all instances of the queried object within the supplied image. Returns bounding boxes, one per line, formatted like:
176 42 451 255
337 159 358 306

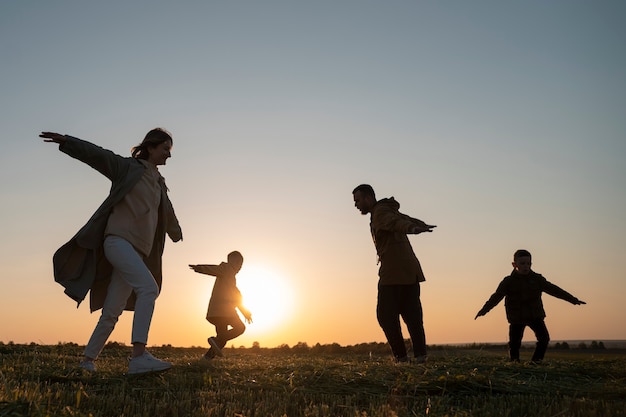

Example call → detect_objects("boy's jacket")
480 270 579 323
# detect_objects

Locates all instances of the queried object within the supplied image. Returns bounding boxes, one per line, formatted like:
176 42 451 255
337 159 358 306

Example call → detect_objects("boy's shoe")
128 351 172 375
79 360 96 373
208 337 223 357
203 348 217 361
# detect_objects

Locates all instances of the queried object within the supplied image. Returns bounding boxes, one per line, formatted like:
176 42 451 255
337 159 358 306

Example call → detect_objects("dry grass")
1 343 625 416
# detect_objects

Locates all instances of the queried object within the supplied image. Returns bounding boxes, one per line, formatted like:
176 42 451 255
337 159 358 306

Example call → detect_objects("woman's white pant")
84 236 159 359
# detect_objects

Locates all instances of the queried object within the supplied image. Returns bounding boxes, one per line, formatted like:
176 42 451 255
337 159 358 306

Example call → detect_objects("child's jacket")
195 262 243 319
479 270 580 324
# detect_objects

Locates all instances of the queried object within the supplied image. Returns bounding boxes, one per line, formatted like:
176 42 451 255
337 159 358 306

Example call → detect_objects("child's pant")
209 315 246 349
508 319 550 362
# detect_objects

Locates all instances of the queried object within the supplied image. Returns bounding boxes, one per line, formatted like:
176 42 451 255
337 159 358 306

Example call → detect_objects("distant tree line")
248 341 392 355
0 340 613 353
233 340 612 353
553 341 606 350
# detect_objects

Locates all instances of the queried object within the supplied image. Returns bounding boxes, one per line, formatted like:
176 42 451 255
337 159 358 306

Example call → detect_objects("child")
189 251 252 359
474 249 585 363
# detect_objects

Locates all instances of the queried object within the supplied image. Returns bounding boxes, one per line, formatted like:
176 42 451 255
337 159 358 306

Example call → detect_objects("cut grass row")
1 344 625 416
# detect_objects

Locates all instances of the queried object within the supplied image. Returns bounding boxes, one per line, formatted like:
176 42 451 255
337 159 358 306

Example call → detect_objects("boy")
189 251 252 359
475 249 586 363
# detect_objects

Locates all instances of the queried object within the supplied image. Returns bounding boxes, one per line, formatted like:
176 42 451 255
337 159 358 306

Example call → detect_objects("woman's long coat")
52 136 182 312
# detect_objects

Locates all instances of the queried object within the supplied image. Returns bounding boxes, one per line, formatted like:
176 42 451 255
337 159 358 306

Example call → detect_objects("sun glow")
235 264 295 336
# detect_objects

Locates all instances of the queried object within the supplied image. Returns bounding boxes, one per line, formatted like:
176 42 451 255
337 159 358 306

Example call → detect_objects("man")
352 184 436 363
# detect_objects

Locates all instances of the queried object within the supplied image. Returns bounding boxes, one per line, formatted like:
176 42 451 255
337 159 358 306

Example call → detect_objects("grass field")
1 343 624 417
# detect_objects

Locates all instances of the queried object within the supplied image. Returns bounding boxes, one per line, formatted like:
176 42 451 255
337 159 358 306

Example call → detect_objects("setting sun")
235 264 296 337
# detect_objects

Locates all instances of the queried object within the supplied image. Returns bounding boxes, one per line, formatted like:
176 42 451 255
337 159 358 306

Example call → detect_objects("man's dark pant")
508 319 550 362
377 283 426 360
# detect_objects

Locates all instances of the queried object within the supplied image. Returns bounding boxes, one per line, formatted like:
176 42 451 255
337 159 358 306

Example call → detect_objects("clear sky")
1 1 625 349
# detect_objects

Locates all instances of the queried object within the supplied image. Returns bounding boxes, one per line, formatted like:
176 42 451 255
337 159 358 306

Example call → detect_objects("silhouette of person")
41 129 182 374
352 184 436 363
475 249 586 363
189 250 252 359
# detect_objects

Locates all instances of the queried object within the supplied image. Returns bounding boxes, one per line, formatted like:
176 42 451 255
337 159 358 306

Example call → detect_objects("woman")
41 128 182 375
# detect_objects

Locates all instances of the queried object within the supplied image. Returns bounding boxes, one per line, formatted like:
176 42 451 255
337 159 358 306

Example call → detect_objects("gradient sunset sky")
1 1 624 349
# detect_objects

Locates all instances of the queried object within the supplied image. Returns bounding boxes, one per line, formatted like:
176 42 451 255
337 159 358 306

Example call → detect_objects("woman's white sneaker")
128 351 171 375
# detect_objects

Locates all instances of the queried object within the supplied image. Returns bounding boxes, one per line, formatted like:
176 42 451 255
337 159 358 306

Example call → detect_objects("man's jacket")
370 197 428 286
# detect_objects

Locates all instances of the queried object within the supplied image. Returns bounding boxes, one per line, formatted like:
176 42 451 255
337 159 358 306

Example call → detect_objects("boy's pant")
209 315 246 349
508 319 550 362
377 283 426 360
84 236 159 359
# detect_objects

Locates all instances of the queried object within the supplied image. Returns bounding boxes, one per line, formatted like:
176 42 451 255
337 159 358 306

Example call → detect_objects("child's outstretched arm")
189 264 220 276
239 305 253 324
474 305 490 320
474 280 508 319
475 294 504 319
542 280 587 305
234 287 253 324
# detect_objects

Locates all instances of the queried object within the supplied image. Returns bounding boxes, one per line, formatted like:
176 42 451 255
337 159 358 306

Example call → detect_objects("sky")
1 1 625 350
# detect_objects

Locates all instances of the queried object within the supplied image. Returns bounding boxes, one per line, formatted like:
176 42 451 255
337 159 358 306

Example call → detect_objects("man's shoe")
79 360 96 373
414 355 428 364
208 337 223 357
128 351 172 375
